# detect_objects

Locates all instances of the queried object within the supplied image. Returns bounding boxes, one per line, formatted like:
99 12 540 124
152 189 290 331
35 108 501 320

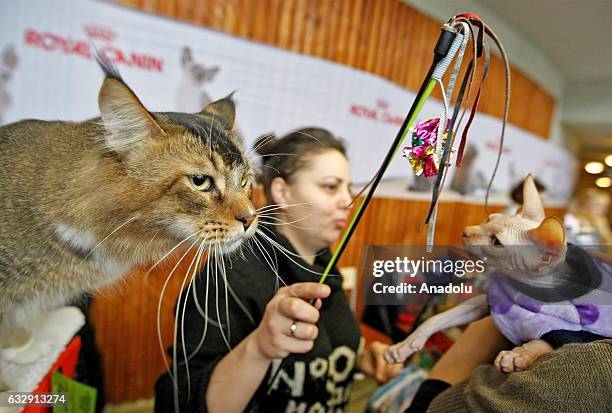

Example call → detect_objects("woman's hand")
359 341 404 384
251 282 330 359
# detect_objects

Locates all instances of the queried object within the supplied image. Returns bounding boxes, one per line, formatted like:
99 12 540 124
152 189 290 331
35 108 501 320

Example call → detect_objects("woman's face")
280 150 352 250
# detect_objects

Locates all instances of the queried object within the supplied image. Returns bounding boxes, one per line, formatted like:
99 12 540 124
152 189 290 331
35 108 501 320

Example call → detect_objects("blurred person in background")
565 188 612 245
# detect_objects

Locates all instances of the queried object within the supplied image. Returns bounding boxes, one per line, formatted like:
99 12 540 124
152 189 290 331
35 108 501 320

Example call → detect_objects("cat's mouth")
218 236 246 254
208 221 258 254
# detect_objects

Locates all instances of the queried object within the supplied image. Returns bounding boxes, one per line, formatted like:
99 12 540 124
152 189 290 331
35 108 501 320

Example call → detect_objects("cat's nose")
237 213 256 231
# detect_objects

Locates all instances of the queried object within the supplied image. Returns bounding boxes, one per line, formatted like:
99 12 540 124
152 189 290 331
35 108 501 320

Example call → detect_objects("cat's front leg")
2 325 52 365
384 294 488 364
2 325 32 348
0 328 26 391
384 319 437 363
494 339 553 373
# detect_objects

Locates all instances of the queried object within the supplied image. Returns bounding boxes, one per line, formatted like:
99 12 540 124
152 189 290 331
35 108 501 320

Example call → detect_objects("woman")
565 188 612 245
155 127 398 412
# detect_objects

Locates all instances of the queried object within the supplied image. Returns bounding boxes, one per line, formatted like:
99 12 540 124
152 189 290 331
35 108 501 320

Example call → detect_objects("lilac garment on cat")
489 254 612 345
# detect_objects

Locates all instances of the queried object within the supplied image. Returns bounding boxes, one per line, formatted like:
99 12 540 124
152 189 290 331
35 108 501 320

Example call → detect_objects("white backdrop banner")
0 0 576 202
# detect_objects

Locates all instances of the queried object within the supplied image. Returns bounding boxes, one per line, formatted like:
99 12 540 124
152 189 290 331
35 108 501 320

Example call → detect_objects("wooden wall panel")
91 0 559 403
113 0 555 138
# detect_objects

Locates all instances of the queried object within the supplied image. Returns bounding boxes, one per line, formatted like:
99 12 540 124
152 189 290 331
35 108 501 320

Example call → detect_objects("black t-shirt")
155 227 362 412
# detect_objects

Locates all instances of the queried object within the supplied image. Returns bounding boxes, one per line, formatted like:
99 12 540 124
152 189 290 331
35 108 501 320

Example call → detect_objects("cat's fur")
0 57 257 389
385 175 576 371
175 46 219 112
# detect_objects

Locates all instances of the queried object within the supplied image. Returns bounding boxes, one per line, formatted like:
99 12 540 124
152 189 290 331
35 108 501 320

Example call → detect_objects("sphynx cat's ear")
519 174 545 222
527 216 566 257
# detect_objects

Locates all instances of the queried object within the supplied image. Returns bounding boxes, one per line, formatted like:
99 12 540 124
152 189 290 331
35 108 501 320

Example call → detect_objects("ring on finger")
290 320 298 337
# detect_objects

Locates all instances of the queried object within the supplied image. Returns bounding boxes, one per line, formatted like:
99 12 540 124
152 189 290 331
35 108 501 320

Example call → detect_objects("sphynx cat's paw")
494 339 553 373
384 332 430 364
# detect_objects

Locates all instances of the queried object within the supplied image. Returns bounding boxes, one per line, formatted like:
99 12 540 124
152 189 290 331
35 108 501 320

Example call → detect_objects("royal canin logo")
349 99 404 126
23 27 164 72
83 24 117 42
544 159 558 167
376 99 389 109
485 141 511 153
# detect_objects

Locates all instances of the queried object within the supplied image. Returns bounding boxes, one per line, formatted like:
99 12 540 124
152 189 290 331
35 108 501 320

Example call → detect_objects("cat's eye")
241 176 250 188
492 236 503 246
190 174 213 191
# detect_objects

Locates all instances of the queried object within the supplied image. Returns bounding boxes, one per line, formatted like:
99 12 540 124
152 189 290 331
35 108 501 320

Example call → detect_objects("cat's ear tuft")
519 174 545 222
98 75 165 154
528 216 566 256
200 93 236 130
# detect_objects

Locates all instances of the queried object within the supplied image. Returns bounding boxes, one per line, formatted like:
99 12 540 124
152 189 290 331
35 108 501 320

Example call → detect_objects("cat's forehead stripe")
159 112 244 167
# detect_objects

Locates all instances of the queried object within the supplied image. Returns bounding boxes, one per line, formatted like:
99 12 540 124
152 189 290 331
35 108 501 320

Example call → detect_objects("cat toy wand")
266 23 465 394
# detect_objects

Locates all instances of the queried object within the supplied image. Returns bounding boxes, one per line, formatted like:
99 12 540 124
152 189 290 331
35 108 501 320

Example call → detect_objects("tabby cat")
0 58 257 390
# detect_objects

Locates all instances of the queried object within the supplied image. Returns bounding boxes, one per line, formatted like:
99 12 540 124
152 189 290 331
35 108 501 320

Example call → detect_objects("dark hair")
253 127 347 204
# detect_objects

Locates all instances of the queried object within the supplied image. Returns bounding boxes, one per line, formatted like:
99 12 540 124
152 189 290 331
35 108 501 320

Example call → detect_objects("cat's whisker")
191 123 207 141
255 215 290 222
143 229 161 252
237 241 247 261
255 203 288 212
256 202 314 213
213 241 233 355
245 236 279 292
257 215 305 225
249 233 276 274
189 241 217 359
178 236 208 405
259 152 299 158
242 237 257 263
244 134 278 161
251 234 293 295
217 240 231 344
293 130 323 144
256 226 326 260
259 163 281 175
255 229 332 277
226 245 235 269
251 132 275 153
83 215 138 260
171 237 204 413
156 238 199 387
258 222 333 233
253 232 297 297
143 231 201 280
255 203 284 212
256 210 316 221
259 231 280 275
252 211 286 217
257 220 328 231
209 112 215 156
256 210 317 226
